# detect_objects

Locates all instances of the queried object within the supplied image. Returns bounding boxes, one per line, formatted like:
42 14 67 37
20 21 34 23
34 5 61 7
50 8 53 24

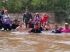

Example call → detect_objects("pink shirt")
62 28 70 33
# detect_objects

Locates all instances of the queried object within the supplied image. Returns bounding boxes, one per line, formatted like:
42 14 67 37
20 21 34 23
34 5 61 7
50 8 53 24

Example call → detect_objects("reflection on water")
0 32 70 52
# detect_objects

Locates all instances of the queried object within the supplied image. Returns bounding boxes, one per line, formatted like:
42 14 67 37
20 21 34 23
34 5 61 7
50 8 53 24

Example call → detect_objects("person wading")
23 11 32 28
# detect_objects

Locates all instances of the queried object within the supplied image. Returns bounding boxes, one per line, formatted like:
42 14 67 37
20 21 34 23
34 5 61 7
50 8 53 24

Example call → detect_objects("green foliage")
0 0 70 13
0 0 70 23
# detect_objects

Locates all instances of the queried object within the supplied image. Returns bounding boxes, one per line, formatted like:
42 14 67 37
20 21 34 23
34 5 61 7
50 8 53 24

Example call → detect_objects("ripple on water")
11 32 29 35
54 41 70 45
45 49 63 52
7 37 23 47
64 51 70 52
22 40 39 45
0 39 8 49
0 32 70 52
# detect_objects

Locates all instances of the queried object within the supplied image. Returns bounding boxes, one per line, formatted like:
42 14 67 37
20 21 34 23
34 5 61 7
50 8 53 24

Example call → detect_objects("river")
0 31 70 52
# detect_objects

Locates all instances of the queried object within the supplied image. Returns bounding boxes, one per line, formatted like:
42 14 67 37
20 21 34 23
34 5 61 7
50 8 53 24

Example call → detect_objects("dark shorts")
3 23 11 30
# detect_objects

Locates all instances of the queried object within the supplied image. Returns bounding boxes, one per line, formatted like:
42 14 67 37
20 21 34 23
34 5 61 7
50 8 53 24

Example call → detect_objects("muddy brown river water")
0 31 70 52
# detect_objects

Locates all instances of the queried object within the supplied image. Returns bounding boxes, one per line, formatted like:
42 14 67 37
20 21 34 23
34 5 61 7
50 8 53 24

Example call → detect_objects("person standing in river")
23 11 32 28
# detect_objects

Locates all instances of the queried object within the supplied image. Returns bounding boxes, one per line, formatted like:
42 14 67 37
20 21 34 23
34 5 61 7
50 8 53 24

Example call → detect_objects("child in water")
16 22 26 32
52 24 62 33
29 23 43 33
11 19 19 30
62 23 70 33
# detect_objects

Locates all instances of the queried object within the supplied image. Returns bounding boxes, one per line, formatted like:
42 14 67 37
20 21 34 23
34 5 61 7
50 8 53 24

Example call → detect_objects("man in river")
23 11 32 28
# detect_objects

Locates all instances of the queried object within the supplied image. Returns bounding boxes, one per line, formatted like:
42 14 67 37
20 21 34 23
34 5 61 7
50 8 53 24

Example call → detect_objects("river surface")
0 31 70 52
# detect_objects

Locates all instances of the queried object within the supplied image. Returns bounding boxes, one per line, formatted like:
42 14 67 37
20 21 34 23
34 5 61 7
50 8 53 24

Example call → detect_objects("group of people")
0 9 70 33
0 9 19 31
23 11 70 33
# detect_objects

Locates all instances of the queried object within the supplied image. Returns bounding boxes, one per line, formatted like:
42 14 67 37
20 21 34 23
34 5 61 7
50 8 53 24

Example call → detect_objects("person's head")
1 10 4 15
43 13 47 16
36 13 39 17
54 24 59 30
13 19 18 23
25 10 29 15
64 23 69 29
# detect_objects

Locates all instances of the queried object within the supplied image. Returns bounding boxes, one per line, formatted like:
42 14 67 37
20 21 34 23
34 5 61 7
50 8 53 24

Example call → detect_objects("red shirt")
41 15 48 24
